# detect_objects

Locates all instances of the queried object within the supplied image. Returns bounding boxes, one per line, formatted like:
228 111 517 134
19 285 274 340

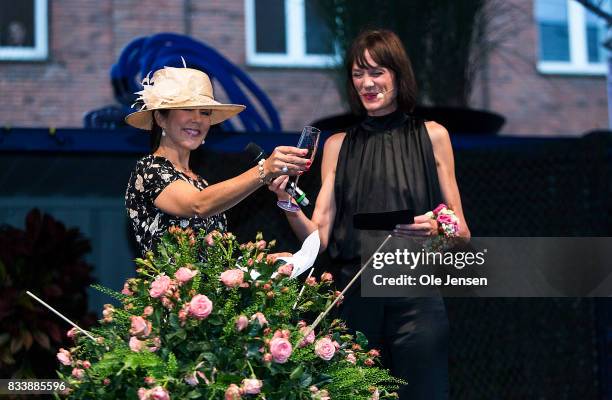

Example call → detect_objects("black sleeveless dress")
329 110 449 399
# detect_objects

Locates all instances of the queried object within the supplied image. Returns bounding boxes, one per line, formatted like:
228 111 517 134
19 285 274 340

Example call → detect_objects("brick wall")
0 0 606 135
471 0 609 136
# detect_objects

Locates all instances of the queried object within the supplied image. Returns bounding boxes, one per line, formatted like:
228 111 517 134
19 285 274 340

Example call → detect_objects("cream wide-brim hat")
125 66 246 130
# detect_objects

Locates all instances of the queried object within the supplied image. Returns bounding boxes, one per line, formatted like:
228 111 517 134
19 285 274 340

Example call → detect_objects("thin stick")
292 268 315 310
304 235 393 338
26 290 97 342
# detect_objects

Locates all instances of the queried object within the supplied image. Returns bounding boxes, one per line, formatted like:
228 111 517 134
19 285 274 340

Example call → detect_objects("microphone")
244 142 311 207
376 87 394 100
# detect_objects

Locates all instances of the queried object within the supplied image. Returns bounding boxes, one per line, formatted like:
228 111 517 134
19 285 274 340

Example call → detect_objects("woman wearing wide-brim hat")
125 65 308 256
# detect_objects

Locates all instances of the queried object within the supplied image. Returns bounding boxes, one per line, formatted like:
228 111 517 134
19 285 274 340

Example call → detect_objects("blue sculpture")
85 33 282 132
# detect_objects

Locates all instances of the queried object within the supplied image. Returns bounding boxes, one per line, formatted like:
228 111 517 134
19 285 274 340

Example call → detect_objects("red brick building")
0 0 608 136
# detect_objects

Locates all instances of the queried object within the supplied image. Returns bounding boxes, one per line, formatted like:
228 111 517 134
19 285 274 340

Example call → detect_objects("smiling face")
155 109 212 152
351 50 397 117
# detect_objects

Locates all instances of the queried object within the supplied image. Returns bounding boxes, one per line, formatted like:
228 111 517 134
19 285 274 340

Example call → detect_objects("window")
0 0 48 61
245 0 338 67
535 0 608 75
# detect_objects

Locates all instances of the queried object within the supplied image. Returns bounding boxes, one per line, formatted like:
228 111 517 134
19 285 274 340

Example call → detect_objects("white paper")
277 230 321 278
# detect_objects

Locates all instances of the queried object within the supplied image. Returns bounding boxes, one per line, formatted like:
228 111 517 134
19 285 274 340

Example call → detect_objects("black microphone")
244 142 310 207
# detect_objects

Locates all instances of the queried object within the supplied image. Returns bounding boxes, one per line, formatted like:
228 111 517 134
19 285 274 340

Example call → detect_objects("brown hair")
150 109 170 152
345 29 417 115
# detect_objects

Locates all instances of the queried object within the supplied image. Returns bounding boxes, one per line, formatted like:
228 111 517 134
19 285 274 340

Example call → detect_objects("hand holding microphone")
245 143 311 207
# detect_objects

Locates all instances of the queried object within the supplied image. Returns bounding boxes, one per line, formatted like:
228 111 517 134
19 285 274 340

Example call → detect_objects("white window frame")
245 0 340 67
537 0 607 75
0 0 48 61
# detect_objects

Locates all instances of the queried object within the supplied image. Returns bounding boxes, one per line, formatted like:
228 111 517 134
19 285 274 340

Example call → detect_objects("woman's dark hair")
150 109 170 152
345 29 417 115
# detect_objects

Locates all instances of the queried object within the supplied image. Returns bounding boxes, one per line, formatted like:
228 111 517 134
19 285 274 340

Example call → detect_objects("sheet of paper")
277 230 320 278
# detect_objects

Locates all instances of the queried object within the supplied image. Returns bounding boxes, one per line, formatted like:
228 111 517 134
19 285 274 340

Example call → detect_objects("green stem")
246 359 256 378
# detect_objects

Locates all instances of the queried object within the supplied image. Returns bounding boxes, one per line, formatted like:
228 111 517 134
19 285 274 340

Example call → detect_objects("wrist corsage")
422 204 460 252
425 203 460 238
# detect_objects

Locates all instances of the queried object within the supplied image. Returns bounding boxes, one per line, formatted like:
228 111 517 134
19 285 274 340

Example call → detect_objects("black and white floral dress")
125 155 227 256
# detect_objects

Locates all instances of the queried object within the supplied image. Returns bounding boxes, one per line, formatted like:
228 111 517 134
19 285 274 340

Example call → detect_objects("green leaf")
207 315 223 326
289 365 304 380
355 331 368 348
299 372 313 388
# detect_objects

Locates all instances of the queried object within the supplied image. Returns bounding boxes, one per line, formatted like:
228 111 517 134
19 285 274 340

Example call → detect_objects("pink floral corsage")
425 203 460 238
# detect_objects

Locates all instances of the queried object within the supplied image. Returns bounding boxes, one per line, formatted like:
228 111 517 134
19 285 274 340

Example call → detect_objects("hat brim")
125 103 246 130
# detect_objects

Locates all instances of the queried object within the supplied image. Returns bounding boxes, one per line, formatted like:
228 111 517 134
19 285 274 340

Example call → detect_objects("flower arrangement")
56 228 404 399
0 209 96 380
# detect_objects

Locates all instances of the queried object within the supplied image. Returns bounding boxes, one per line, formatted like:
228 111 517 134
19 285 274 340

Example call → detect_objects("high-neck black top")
328 110 443 262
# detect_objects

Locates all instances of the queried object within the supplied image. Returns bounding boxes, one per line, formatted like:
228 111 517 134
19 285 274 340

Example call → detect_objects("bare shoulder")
324 132 346 154
424 121 450 146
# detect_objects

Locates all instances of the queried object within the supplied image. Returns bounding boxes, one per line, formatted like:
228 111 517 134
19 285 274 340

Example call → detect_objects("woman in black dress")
125 65 308 256
269 30 470 399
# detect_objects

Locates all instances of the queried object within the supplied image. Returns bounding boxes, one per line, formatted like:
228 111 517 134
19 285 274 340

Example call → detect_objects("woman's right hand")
264 146 310 179
268 175 291 201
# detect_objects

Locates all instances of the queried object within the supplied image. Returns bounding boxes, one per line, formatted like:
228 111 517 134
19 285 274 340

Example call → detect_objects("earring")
201 139 206 145
161 130 166 137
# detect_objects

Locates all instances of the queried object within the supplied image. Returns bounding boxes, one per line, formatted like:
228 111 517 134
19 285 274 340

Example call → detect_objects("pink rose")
72 368 85 379
66 327 78 339
143 306 154 316
138 388 149 400
149 337 161 352
250 312 267 327
257 240 267 250
269 337 293 363
299 326 315 347
103 378 110 385
149 386 170 400
320 272 333 282
130 316 152 338
236 315 249 332
82 360 91 369
149 275 172 298
121 282 133 295
433 203 447 215
263 353 273 362
204 234 215 246
276 263 293 276
364 358 374 366
129 336 145 352
188 294 213 320
220 269 244 288
437 214 454 225
368 349 380 357
314 337 335 361
305 277 317 286
241 378 263 395
102 304 114 322
370 388 380 400
175 267 197 283
225 384 242 400
57 348 72 366
346 353 356 364
144 376 156 385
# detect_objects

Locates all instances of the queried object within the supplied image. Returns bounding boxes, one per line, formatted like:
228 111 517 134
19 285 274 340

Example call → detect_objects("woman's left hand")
393 214 438 238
